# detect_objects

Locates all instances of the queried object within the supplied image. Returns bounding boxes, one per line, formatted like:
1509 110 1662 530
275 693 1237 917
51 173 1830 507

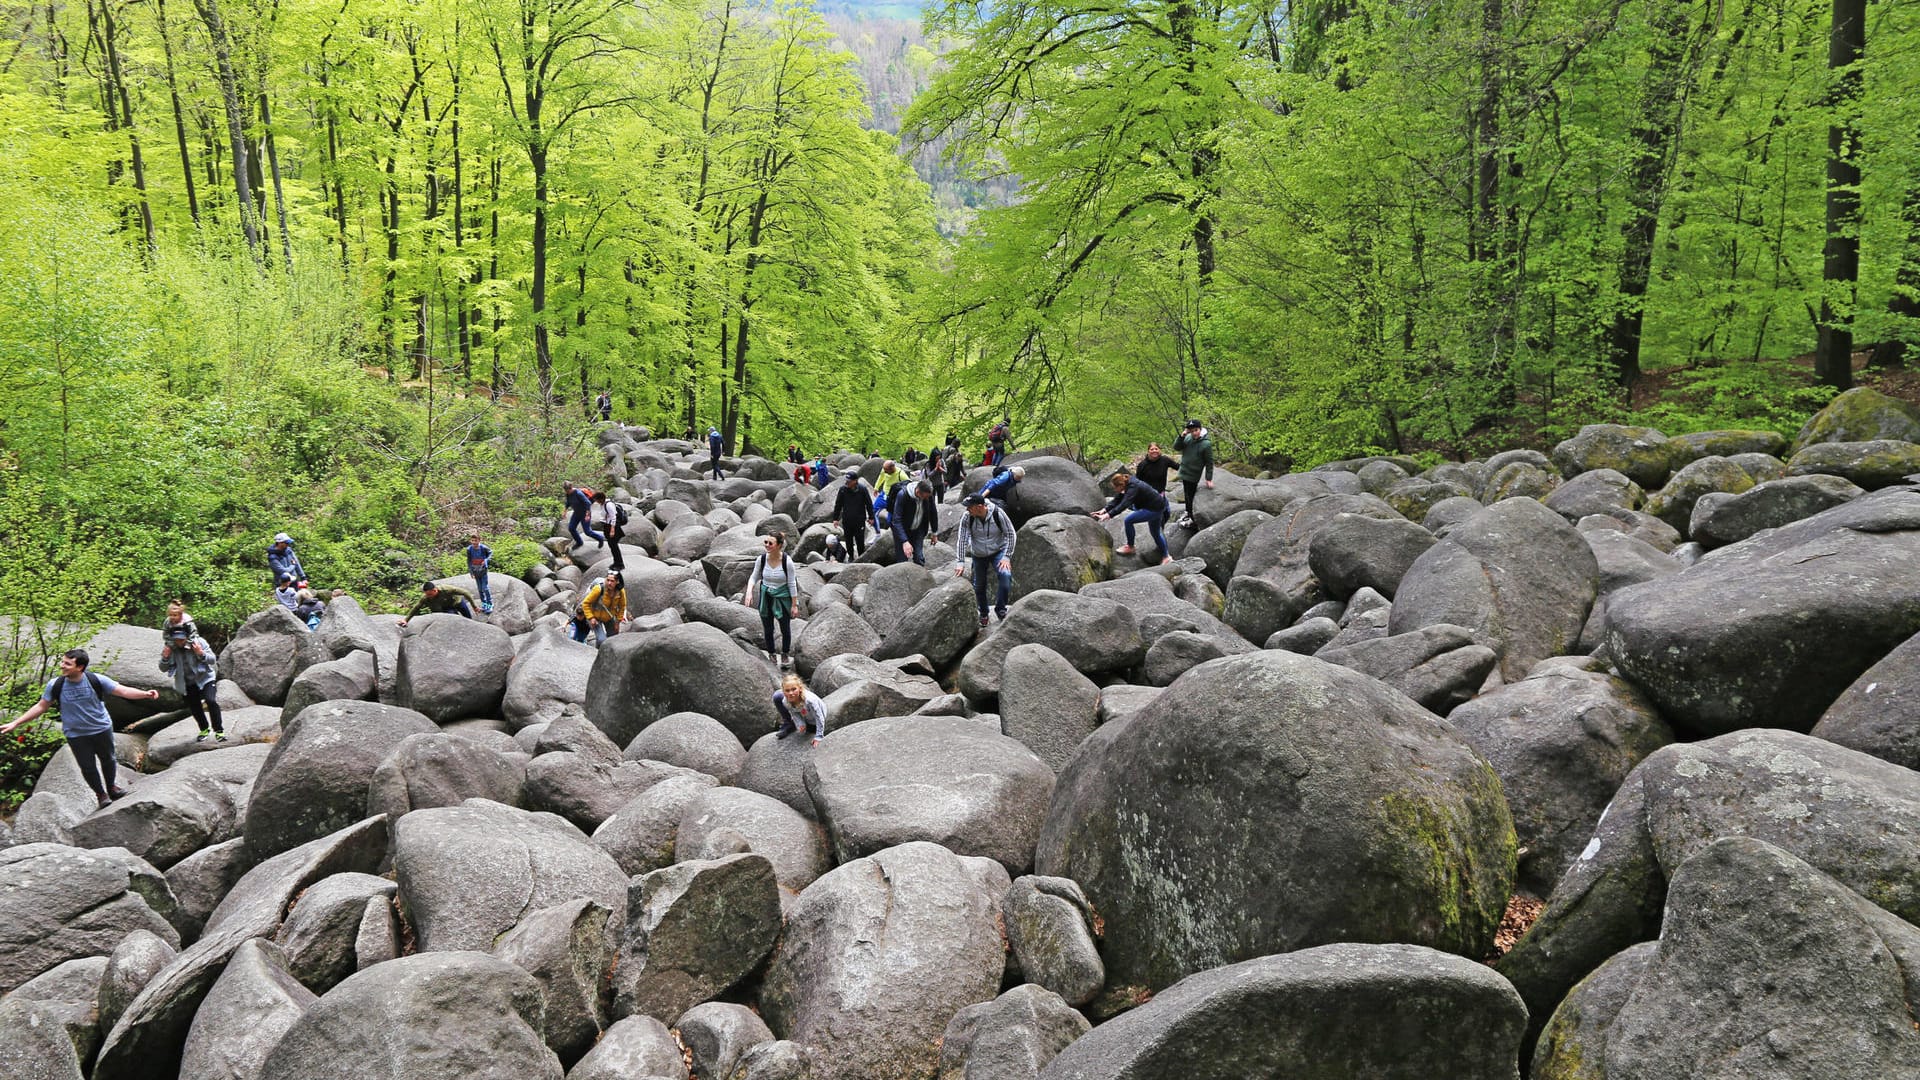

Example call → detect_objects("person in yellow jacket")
873 459 906 502
575 570 628 645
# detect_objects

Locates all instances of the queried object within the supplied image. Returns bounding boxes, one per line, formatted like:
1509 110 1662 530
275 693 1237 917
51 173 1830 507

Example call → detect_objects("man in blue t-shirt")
2 648 159 808
465 534 495 614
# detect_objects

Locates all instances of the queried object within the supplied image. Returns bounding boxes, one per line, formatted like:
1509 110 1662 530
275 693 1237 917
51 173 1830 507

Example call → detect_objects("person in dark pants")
596 391 612 421
944 441 965 490
1134 443 1173 493
399 581 477 626
979 465 1024 511
160 601 226 742
562 482 604 549
3 649 158 808
465 534 495 613
834 475 877 557
708 427 725 480
891 479 938 566
953 493 1017 625
744 533 797 667
1173 419 1216 528
1093 467 1172 564
590 492 626 570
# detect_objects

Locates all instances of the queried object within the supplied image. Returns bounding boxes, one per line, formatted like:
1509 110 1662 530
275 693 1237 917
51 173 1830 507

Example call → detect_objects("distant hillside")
823 10 1020 235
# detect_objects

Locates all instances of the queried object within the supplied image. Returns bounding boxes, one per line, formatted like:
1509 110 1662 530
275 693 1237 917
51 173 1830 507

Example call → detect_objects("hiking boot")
195 728 212 742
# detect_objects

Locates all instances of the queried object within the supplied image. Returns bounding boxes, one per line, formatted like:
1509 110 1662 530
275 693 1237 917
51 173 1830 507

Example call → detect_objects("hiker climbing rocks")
835 474 877 558
1093 467 1172 565
292 587 327 629
812 457 833 490
575 570 628 644
874 459 906 501
400 580 477 626
159 601 224 742
562 481 605 549
979 465 1024 510
274 575 300 613
954 493 1017 626
985 417 1011 467
708 427 725 480
1134 443 1173 493
745 532 797 668
773 673 826 746
1173 419 1217 528
267 532 305 585
465 534 495 613
2 649 157 808
591 492 627 571
891 478 938 567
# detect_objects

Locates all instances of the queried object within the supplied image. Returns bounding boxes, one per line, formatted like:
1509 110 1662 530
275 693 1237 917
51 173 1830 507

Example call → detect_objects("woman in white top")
743 532 797 668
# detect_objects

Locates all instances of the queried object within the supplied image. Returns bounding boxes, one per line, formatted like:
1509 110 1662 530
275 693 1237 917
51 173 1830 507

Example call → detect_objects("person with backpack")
292 588 327 629
575 570 628 644
834 474 877 558
267 532 305 586
1173 419 1217 528
985 417 1011 467
925 451 947 503
597 390 612 421
1092 467 1173 564
590 492 628 570
399 581 477 626
159 601 225 742
944 441 965 490
562 481 604 550
744 532 798 667
891 478 939 566
979 465 1024 511
465 534 495 614
708 427 725 480
874 460 906 502
954 493 1017 626
787 444 805 466
1134 443 1174 493
3 648 158 808
812 458 833 490
773 673 826 746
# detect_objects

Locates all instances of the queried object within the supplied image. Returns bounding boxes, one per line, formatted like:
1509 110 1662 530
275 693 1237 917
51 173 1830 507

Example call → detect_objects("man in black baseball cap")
1173 419 1215 529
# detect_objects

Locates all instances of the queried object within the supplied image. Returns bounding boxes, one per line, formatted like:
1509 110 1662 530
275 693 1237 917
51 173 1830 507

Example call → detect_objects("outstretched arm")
1 698 50 733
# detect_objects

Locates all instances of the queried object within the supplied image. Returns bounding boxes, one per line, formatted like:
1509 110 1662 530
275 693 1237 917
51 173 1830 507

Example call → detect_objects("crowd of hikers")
4 416 1217 808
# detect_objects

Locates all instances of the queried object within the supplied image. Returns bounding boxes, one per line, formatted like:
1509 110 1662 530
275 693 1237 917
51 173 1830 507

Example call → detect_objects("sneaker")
1178 515 1194 528
482 604 494 614
108 787 130 802
213 732 228 743
1160 555 1173 565
1116 545 1135 555
979 615 990 627
780 654 792 669
195 728 212 742
995 610 1008 622
776 728 792 740
96 794 112 809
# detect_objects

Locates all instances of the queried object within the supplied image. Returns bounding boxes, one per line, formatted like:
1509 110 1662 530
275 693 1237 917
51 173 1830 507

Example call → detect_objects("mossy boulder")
1790 385 1920 454
1552 424 1678 489
1786 439 1920 490
1035 650 1515 995
1669 428 1789 464
1643 455 1755 534
1482 462 1558 502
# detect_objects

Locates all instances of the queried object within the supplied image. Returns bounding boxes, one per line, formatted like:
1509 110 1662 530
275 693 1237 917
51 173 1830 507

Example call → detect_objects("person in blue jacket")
708 427 725 480
812 458 833 490
979 465 1024 510
465 534 495 613
1092 466 1172 564
267 532 305 585
561 482 604 549
890 479 939 566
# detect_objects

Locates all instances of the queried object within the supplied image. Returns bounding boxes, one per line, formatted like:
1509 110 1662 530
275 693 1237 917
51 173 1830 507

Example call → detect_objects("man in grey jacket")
954 493 1017 626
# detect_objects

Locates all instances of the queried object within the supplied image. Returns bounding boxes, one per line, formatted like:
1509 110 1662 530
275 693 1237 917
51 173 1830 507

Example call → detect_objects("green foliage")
437 535 545 581
0 721 64 813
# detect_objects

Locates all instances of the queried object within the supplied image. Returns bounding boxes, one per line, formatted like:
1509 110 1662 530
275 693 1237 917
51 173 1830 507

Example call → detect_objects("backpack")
614 504 630 526
989 422 1009 443
577 486 596 502
48 672 109 711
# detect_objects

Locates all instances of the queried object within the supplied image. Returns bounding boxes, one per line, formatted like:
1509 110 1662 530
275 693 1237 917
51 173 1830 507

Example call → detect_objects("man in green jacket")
1173 418 1216 528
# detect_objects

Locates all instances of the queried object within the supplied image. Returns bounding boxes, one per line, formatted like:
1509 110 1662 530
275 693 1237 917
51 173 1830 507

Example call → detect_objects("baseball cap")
1184 419 1202 430
963 493 986 507
274 532 293 543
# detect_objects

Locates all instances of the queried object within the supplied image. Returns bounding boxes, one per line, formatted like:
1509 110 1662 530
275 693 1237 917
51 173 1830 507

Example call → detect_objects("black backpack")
614 504 630 526
48 672 109 711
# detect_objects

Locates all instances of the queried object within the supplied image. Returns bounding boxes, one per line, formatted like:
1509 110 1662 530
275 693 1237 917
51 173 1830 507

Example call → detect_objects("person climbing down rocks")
465 534 495 613
835 474 877 558
745 532 797 668
574 570 628 645
1093 466 1173 564
591 492 627 571
823 525 846 563
596 390 612 421
954 492 1017 626
400 580 477 626
980 465 1024 510
562 481 605 550
1173 418 1217 528
891 478 938 567
267 532 305 586
159 601 224 742
773 673 826 747
874 460 906 502
708 426 725 480
811 457 833 491
2 648 158 808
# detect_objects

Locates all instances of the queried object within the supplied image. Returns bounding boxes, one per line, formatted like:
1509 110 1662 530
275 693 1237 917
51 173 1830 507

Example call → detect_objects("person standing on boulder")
159 602 225 742
267 532 305 585
562 481 605 550
399 581 477 626
773 673 826 746
954 493 1017 626
1134 443 1173 493
2 648 158 808
812 457 833 490
596 390 612 421
708 426 725 480
891 479 939 566
834 474 877 558
1173 419 1216 528
985 417 1011 467
590 492 627 571
465 534 495 614
575 570 628 645
1092 467 1172 565
745 533 798 668
874 460 906 503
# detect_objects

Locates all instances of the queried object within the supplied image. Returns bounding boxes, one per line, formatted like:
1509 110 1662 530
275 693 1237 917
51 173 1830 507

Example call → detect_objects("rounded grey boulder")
394 614 515 723
623 711 747 785
584 622 779 748
243 700 438 863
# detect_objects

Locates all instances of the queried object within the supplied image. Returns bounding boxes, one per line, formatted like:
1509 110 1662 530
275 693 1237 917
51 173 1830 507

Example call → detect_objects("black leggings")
68 731 118 800
1182 479 1199 517
607 525 626 570
761 607 791 656
186 681 224 733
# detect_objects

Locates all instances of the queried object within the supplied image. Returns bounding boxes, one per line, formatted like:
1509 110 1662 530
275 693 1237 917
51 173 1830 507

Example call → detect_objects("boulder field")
12 395 1920 1078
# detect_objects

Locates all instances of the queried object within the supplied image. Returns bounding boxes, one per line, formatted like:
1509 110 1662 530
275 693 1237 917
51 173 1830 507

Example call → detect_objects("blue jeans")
470 570 493 609
572 619 609 644
898 528 928 566
1124 508 1168 559
567 508 604 546
970 556 1011 617
710 452 723 479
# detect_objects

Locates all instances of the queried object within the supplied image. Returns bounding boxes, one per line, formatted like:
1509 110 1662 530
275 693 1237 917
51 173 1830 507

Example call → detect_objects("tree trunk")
99 0 153 249
724 188 770 455
153 0 200 226
259 92 293 270
1815 0 1864 389
191 0 260 256
1869 182 1920 368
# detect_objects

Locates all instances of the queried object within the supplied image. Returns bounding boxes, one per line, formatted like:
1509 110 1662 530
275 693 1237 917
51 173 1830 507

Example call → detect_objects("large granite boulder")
1551 424 1677 489
501 628 596 732
1388 497 1598 681
984 456 1104 527
1181 509 1270 589
761 842 1009 1080
242 701 438 862
804 715 1056 875
1604 487 1920 735
874 578 982 667
491 898 616 1064
1011 513 1114 601
999 644 1101 774
68 743 268 869
281 651 378 720
1688 473 1864 548
221 607 329 707
1787 439 1920 490
675 786 832 896
1811 629 1920 771
366 731 527 820
1306 512 1437 600
956 591 1144 703
584 622 779 748
393 613 515 723
1791 385 1920 453
177 939 314 1080
1038 945 1526 1080
613 853 782 1021
623 711 747 785
1037 650 1515 995
940 984 1089 1080
0 844 179 995
1004 875 1104 1008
